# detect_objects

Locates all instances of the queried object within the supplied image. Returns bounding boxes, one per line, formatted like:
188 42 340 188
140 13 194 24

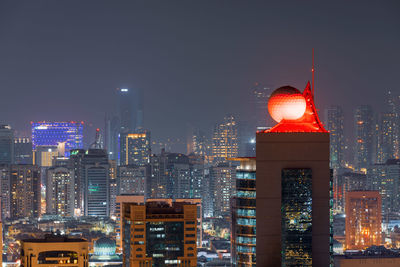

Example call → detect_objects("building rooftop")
22 234 87 243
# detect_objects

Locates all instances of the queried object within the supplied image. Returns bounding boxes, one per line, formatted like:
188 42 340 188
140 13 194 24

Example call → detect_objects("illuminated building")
256 83 331 266
231 158 256 267
0 124 14 164
31 121 83 156
14 137 32 164
109 160 118 217
345 191 381 250
210 162 236 218
0 165 10 219
115 195 145 253
122 200 197 267
34 145 59 167
325 105 345 169
118 165 147 195
367 159 400 220
354 106 374 171
212 114 238 163
83 149 110 217
120 130 151 166
69 149 86 216
21 235 88 267
10 164 41 219
335 172 367 213
387 90 399 159
190 129 212 163
105 114 120 161
46 166 75 217
118 88 143 133
377 112 397 163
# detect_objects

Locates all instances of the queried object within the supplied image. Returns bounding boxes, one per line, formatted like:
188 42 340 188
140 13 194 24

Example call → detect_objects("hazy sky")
0 1 399 147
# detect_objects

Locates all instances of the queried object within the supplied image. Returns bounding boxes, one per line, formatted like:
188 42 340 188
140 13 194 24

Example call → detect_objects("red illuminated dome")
268 86 307 122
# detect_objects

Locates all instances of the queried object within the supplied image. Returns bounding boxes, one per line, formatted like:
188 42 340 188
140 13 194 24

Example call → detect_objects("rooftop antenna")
312 48 315 96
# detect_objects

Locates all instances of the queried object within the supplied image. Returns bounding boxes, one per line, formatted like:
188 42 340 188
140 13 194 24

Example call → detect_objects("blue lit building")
31 122 83 156
231 158 256 267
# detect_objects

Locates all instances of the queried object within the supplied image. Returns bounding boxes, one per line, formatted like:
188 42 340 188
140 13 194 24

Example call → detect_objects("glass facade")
31 122 83 156
281 168 312 266
232 169 256 267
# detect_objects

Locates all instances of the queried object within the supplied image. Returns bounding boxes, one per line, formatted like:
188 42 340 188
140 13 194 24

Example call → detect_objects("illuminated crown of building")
265 82 327 133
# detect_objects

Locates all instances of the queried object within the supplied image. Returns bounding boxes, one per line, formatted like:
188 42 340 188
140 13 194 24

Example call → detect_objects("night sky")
0 1 399 147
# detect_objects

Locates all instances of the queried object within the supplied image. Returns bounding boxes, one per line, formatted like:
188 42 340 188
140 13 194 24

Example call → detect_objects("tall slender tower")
256 83 331 266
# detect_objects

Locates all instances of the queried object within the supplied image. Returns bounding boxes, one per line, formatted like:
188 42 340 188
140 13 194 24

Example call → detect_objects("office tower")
21 235 88 267
256 83 331 266
120 130 151 166
105 115 120 161
34 145 59 167
10 164 41 219
354 106 374 171
251 82 274 129
118 165 147 195
377 112 397 163
109 160 118 216
82 149 110 217
325 106 345 168
69 149 86 216
118 88 143 133
0 165 10 219
14 137 32 164
0 125 14 164
210 161 236 218
231 158 256 267
188 154 205 200
212 114 238 163
387 91 399 159
122 200 197 267
334 172 367 213
345 191 382 250
46 166 74 216
31 121 83 156
191 129 212 163
367 159 400 220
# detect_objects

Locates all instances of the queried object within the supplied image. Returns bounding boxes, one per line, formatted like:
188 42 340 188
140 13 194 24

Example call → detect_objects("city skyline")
0 1 399 146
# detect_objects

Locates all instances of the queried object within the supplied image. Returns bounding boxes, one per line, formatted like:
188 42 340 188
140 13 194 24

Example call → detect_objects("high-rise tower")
325 106 345 168
354 105 374 171
118 88 143 133
256 83 331 266
0 125 14 164
212 114 238 162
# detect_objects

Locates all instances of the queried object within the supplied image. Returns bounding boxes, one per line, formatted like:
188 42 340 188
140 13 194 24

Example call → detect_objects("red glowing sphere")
268 86 307 123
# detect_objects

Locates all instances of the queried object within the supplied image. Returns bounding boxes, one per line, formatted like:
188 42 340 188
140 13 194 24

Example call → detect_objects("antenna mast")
312 48 315 96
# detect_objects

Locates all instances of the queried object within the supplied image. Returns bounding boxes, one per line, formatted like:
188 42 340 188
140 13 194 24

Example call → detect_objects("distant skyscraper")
387 91 400 159
367 159 400 220
377 112 397 163
325 106 345 168
120 130 151 166
212 114 238 162
105 115 120 161
251 83 274 128
256 84 331 266
191 129 211 162
82 149 110 217
122 200 197 267
231 158 256 266
345 191 382 250
0 125 14 164
210 161 236 218
46 166 74 217
14 137 32 164
354 105 374 171
31 122 83 156
69 149 86 216
109 160 118 217
118 88 143 133
118 165 147 195
0 165 10 219
10 164 41 219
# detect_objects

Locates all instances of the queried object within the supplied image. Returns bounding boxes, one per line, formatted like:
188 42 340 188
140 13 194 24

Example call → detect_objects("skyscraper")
14 137 32 164
387 90 399 159
105 115 120 161
0 125 14 164
212 114 238 163
325 105 345 168
256 83 331 266
31 121 83 156
82 149 110 217
119 130 151 166
118 165 147 195
345 191 382 250
251 83 274 129
10 164 41 219
377 112 397 163
122 200 197 267
46 166 75 217
354 106 374 171
118 88 143 133
231 158 256 266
